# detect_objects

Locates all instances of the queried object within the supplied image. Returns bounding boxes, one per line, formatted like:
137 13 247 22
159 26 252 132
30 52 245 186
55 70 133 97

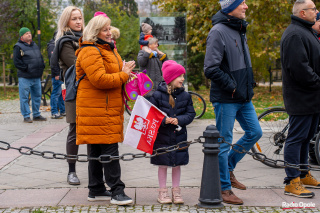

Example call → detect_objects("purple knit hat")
162 60 186 84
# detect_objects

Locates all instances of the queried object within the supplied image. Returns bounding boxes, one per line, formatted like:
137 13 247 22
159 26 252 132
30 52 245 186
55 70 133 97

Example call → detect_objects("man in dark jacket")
204 0 262 205
47 32 65 119
281 0 320 198
13 27 47 123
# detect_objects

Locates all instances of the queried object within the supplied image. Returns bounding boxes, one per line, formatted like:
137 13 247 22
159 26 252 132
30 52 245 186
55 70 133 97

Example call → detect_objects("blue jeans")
213 101 262 191
18 77 42 118
50 77 65 115
284 114 320 183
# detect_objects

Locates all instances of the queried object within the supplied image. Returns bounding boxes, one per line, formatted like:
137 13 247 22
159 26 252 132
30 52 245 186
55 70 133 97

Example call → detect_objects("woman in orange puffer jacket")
75 15 135 205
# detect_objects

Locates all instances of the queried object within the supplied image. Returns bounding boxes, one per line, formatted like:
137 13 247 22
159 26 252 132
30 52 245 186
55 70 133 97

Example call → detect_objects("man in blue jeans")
13 27 47 123
204 0 262 205
47 34 65 119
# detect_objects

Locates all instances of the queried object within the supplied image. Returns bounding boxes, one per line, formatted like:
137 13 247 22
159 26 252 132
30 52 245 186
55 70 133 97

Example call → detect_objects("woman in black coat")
149 60 195 205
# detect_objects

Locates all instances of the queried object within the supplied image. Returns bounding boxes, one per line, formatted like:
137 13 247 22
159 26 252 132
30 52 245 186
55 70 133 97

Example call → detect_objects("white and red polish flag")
123 96 166 154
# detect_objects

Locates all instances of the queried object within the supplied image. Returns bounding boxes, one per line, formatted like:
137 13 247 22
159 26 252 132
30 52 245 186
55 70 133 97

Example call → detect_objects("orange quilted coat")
75 38 129 145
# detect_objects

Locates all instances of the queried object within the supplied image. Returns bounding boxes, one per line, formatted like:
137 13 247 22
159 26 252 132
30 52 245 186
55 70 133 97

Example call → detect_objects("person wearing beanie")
204 0 262 205
94 11 109 19
13 27 47 123
139 22 154 52
137 37 168 98
312 13 320 39
19 27 31 37
281 0 320 199
149 60 195 204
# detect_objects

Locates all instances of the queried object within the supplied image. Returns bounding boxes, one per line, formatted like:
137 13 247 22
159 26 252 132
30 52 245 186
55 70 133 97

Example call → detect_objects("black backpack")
64 44 101 102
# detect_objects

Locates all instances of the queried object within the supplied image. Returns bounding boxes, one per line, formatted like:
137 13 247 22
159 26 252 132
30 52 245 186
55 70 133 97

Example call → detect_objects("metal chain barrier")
2 136 320 172
219 137 320 172
0 138 203 163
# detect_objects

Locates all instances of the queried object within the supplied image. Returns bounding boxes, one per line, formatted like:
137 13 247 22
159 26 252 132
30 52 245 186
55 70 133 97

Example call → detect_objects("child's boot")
172 187 184 204
157 188 172 204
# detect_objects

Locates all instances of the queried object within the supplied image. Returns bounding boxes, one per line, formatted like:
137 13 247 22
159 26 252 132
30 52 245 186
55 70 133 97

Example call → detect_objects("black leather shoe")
67 172 80 185
33 115 47 121
111 193 133 205
24 117 33 123
88 190 112 201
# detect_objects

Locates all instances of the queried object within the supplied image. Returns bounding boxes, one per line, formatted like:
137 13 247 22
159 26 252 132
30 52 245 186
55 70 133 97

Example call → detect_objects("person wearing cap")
204 0 262 205
149 60 196 204
312 13 320 39
13 27 47 123
281 0 320 198
137 37 168 98
139 23 153 52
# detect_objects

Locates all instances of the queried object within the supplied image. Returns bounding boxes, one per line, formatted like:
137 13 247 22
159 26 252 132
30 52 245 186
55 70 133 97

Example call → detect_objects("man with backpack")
48 32 65 119
13 27 47 123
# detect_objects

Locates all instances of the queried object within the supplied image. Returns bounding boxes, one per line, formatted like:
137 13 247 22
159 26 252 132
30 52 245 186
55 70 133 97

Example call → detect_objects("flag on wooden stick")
123 96 166 154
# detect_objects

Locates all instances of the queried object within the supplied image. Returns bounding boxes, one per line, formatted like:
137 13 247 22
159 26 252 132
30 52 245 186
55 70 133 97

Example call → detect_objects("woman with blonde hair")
50 5 85 185
75 15 135 205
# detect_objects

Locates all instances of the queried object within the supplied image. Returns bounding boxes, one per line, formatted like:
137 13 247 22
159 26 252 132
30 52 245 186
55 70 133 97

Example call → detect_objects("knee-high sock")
158 166 168 188
172 166 181 187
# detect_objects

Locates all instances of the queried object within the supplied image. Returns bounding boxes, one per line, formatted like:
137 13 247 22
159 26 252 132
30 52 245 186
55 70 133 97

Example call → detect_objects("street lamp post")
37 0 41 49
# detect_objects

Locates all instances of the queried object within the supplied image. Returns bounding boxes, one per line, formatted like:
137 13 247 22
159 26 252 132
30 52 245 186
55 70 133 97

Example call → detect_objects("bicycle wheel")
125 100 135 116
189 91 206 119
251 108 289 168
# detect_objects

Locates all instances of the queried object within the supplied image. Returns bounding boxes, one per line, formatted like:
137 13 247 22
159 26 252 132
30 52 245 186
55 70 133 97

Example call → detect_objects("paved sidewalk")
1 100 320 212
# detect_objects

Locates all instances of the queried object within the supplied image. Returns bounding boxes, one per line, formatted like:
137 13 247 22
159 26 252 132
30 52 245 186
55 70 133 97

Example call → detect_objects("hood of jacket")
50 31 82 71
211 10 248 33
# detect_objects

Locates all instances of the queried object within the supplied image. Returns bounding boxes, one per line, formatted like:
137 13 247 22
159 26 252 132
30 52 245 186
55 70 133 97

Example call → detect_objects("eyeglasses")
302 7 317 12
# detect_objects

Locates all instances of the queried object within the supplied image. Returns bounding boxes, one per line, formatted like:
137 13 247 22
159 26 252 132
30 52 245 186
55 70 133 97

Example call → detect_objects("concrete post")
198 125 224 208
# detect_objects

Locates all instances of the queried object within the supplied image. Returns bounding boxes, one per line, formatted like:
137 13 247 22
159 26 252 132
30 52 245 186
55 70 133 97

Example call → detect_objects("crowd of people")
11 0 320 206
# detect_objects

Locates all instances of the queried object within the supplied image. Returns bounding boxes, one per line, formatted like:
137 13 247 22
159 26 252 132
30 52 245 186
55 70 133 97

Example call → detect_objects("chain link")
0 139 200 163
2 136 320 172
219 137 320 172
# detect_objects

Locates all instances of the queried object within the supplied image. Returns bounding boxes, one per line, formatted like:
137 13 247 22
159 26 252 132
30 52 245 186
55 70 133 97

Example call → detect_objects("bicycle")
251 106 320 168
125 91 206 119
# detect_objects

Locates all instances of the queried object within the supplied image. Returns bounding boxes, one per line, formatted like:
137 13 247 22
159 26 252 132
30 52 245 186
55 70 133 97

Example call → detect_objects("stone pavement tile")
3 164 44 176
180 187 201 205
0 190 4 194
58 188 107 206
125 178 158 188
0 188 70 208
272 188 320 207
135 188 158 205
59 188 135 206
0 185 15 190
38 124 68 133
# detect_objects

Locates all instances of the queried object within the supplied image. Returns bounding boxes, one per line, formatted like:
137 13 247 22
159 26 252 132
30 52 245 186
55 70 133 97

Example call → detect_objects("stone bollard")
198 125 224 208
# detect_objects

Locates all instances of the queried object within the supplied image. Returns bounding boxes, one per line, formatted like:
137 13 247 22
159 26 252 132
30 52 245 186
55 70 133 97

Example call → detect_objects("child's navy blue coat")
149 81 196 167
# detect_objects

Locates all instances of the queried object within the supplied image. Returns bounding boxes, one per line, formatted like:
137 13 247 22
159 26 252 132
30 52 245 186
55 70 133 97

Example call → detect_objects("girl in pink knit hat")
149 60 196 204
